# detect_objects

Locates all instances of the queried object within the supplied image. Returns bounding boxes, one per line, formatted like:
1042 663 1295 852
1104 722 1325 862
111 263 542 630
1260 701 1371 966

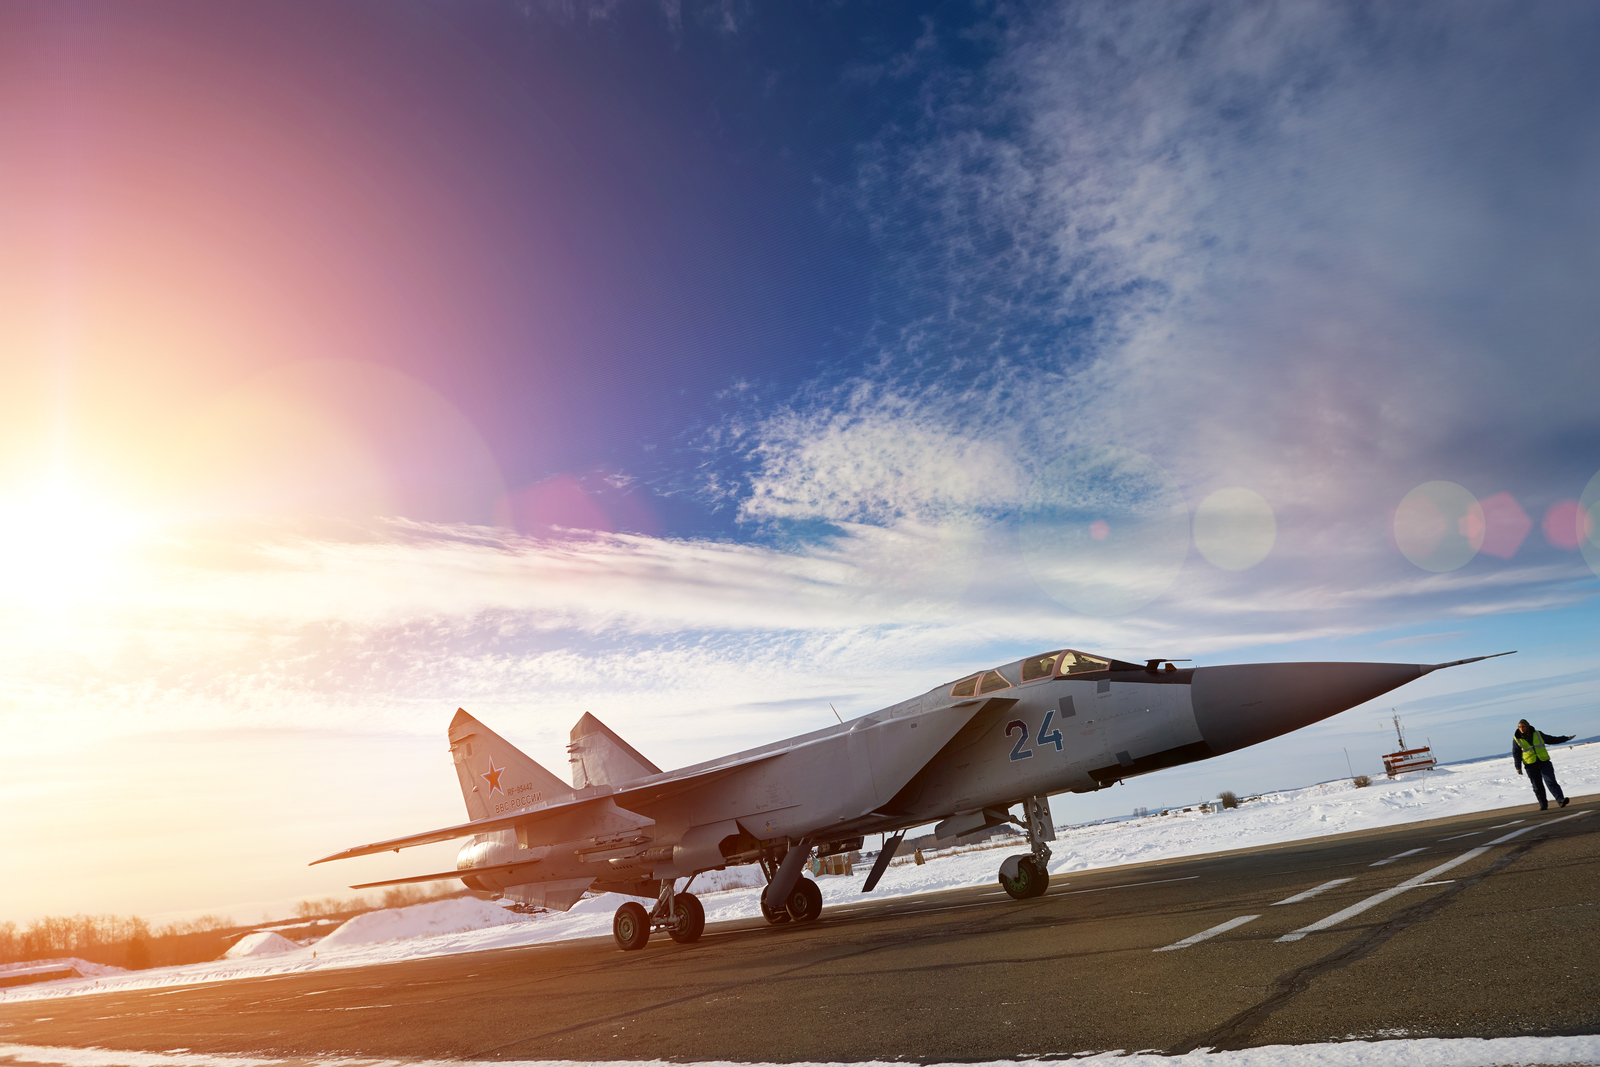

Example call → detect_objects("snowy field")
3 745 1596 1064
3 1040 1600 1067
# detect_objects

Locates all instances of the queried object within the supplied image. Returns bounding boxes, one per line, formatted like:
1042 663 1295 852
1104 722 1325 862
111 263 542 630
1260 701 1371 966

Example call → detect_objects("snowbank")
0 959 127 981
223 932 301 959
4 742 1594 1004
316 896 528 950
4 1035 1600 1066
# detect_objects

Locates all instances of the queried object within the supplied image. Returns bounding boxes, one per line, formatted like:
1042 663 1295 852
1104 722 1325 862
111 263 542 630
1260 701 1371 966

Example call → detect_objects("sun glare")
0 478 150 607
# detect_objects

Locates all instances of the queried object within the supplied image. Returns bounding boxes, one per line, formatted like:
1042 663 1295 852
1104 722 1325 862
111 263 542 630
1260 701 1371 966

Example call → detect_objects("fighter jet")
312 648 1513 950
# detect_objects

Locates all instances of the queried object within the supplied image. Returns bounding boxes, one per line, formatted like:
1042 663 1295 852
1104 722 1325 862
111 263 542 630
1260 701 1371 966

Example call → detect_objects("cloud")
715 1 1600 635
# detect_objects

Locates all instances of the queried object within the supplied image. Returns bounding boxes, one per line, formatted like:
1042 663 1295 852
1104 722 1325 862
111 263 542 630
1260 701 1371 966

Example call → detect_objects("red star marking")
481 758 505 795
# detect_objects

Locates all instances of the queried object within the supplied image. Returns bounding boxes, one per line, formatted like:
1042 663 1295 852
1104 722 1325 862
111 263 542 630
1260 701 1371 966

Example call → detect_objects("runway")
3 798 1595 1062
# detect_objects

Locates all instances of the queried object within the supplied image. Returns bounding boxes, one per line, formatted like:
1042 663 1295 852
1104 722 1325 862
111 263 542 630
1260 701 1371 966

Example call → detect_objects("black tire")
613 901 651 951
668 892 705 944
786 876 823 923
998 854 1048 900
1023 855 1051 897
760 890 791 924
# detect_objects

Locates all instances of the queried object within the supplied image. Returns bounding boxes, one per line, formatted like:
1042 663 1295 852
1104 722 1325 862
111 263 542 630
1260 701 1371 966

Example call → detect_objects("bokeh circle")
1580 469 1600 579
1393 481 1483 572
1020 446 1189 616
1193 487 1276 571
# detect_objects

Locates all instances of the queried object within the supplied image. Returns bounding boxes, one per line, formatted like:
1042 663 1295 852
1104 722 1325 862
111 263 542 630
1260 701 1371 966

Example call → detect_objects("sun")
0 477 151 607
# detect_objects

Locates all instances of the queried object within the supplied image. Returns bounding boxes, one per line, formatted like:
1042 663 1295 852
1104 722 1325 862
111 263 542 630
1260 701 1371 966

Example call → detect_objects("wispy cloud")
716 0 1600 632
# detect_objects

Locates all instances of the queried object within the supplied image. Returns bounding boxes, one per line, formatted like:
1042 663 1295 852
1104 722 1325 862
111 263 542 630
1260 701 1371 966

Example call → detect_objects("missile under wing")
312 647 1513 950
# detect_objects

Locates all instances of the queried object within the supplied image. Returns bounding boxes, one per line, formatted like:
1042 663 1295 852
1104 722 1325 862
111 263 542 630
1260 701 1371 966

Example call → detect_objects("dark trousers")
1526 760 1566 806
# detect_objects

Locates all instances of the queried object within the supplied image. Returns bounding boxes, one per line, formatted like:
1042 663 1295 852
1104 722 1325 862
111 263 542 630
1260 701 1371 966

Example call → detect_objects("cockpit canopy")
1022 649 1110 681
950 648 1111 698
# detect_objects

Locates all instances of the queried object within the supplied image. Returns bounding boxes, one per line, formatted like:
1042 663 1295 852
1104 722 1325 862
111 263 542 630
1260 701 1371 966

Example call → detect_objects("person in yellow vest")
1511 719 1574 810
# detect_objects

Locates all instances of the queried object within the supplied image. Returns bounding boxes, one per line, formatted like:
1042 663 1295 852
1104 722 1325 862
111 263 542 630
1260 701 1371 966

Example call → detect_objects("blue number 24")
1006 720 1033 761
1008 712 1065 762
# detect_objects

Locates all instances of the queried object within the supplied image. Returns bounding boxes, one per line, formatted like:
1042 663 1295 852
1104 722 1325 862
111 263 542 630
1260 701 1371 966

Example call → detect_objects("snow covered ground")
3 743 1595 1064
3 1037 1600 1067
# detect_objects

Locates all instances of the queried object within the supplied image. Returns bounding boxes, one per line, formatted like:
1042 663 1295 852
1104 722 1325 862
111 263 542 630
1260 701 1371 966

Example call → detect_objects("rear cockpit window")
1022 651 1065 682
952 669 1012 697
978 669 1011 694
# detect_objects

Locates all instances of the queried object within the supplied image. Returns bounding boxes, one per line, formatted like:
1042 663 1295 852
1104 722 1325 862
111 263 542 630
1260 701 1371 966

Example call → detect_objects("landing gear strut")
998 795 1055 900
612 876 706 951
759 844 823 925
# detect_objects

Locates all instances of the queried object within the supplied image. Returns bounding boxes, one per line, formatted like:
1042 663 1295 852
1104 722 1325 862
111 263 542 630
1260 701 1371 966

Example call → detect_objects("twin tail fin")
448 709 571 820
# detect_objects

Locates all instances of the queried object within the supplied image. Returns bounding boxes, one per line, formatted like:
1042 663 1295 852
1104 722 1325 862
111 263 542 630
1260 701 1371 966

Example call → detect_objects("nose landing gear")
758 844 823 924
998 795 1056 900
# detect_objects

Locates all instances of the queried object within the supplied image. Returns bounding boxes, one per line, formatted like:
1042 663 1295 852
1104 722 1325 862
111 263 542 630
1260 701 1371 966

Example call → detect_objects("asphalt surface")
2 797 1596 1062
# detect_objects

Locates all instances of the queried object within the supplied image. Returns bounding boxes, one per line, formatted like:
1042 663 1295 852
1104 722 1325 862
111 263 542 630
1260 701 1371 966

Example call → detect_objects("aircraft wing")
311 747 788 866
348 860 543 890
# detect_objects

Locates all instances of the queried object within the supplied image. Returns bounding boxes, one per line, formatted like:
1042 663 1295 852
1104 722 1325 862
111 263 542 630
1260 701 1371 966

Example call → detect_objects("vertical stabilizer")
568 712 662 788
448 709 571 820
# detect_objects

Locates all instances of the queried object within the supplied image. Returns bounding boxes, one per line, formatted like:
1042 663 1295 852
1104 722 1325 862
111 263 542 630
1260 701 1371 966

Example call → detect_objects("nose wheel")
998 794 1056 900
758 846 824 925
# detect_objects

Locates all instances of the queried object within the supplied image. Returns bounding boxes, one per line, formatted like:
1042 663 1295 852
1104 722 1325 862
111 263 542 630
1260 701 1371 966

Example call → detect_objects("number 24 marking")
1007 711 1064 762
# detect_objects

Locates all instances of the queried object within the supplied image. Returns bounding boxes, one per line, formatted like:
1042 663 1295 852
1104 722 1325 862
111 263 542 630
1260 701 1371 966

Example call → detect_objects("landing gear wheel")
668 892 705 944
786 876 823 923
760 891 791 924
998 854 1050 900
613 901 651 951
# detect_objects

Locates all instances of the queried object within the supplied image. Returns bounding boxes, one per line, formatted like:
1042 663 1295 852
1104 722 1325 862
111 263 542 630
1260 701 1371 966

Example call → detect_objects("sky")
2 0 1598 926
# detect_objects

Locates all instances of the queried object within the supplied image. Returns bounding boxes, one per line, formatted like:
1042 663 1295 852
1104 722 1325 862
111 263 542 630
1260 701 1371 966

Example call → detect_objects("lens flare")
1020 446 1188 616
1541 500 1585 550
1392 481 1483 572
1477 491 1531 559
1575 471 1600 580
1193 487 1276 571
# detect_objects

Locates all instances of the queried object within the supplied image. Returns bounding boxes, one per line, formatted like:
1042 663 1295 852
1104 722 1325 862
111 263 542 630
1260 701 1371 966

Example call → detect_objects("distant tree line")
1 883 463 970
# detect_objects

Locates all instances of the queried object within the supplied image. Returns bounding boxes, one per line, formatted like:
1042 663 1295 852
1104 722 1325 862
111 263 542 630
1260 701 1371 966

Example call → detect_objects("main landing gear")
998 795 1056 900
612 876 706 951
758 849 823 925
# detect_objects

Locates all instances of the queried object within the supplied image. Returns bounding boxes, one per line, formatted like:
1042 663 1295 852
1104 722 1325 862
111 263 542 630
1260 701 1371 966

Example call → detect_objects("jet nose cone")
1190 662 1427 756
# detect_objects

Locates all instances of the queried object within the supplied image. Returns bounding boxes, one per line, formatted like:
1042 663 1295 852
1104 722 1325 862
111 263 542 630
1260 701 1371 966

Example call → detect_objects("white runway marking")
1154 914 1259 952
1062 875 1199 896
1487 809 1583 843
1274 883 1452 943
1488 819 1525 828
1438 832 1481 841
1369 848 1424 866
1271 878 1353 906
1277 810 1587 943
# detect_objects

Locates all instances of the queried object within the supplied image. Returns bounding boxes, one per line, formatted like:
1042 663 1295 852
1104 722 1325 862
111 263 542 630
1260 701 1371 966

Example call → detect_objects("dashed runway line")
1273 881 1456 942
1438 831 1482 841
1060 875 1199 896
1488 818 1525 829
1154 914 1259 952
1271 878 1353 906
1277 809 1588 943
1369 847 1424 866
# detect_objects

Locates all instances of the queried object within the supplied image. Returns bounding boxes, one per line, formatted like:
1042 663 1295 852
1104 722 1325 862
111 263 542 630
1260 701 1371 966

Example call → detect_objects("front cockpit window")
1022 651 1065 682
951 675 979 698
1058 650 1111 675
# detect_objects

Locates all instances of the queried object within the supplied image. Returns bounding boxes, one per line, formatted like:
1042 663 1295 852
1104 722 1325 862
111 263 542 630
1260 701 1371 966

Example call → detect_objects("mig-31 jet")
312 647 1512 951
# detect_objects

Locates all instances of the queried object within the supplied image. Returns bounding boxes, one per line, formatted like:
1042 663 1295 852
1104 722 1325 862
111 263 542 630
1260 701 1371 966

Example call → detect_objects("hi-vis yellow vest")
1516 731 1550 764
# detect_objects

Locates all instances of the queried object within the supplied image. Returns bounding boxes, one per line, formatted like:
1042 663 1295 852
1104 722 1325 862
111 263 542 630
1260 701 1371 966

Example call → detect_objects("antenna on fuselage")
830 703 843 724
